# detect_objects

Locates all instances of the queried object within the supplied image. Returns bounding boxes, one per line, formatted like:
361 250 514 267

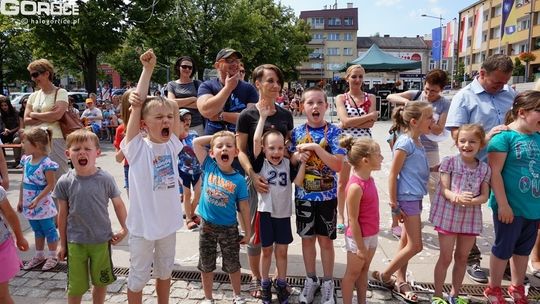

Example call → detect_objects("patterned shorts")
198 219 241 273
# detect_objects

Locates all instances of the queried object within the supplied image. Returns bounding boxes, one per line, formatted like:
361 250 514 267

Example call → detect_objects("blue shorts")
492 213 539 260
29 218 59 243
398 200 423 216
179 170 201 189
259 212 293 247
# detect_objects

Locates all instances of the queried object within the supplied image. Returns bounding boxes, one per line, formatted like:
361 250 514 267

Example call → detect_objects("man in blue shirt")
446 54 515 284
196 48 258 135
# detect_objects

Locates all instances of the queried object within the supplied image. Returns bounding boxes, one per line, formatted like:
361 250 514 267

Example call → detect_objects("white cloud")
428 0 439 3
375 0 402 7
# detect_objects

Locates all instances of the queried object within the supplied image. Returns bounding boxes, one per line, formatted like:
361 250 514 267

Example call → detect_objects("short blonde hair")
210 131 236 148
141 96 177 119
66 129 100 149
27 59 54 82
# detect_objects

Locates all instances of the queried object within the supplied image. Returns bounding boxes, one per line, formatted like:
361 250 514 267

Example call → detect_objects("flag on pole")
473 4 484 50
501 0 517 43
444 20 455 58
432 27 442 61
459 14 469 53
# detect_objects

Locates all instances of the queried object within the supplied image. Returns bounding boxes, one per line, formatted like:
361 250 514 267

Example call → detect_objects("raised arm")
193 135 212 164
253 105 271 158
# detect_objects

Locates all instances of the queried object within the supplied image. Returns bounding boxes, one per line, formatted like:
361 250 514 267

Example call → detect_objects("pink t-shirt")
345 175 379 238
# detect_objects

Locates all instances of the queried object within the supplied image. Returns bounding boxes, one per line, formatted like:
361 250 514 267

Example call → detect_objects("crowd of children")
1 49 540 304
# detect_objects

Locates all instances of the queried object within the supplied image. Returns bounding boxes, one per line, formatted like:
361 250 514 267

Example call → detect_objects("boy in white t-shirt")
120 49 184 304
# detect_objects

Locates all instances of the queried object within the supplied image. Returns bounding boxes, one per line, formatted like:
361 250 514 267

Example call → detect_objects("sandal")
42 257 58 271
371 270 396 289
392 282 419 303
249 278 262 299
23 255 46 270
508 285 528 304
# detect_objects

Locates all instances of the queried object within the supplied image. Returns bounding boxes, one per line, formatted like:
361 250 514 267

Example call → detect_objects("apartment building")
458 0 540 79
298 3 358 87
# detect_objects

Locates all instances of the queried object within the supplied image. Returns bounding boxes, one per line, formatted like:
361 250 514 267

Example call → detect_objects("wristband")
391 206 401 216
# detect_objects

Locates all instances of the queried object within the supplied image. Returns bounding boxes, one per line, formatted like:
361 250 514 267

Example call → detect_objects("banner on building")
432 27 442 61
459 14 469 53
444 20 455 58
501 0 517 43
473 4 484 50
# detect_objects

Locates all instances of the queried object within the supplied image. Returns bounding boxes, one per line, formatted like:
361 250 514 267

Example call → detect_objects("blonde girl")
339 136 383 304
429 124 491 304
17 127 59 271
372 101 433 303
336 64 378 234
113 88 134 191
484 90 540 304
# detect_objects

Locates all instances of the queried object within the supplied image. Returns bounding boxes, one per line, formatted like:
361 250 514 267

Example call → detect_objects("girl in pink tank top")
338 135 383 304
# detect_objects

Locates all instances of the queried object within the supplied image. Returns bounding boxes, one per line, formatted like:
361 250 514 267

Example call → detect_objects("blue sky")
278 0 474 37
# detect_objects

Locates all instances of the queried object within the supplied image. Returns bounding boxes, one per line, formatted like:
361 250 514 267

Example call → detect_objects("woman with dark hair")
166 56 204 135
0 97 20 144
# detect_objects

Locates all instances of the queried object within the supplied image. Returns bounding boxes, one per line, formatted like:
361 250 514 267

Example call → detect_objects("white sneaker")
299 277 320 304
320 280 335 304
233 295 246 304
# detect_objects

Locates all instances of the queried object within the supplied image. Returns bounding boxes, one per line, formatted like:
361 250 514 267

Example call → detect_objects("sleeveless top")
342 92 372 138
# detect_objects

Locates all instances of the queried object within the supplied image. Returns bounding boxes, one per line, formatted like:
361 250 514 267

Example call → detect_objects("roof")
300 7 358 31
345 44 422 72
357 36 429 50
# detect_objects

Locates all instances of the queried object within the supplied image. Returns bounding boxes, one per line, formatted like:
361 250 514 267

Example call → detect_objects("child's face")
303 91 327 126
522 107 540 133
142 103 175 143
182 114 192 130
22 138 38 155
456 130 482 160
263 133 285 166
365 145 383 171
416 107 434 135
66 139 101 171
209 135 238 169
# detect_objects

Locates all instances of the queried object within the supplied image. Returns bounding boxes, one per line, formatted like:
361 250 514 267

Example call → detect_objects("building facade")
458 0 540 80
298 4 358 87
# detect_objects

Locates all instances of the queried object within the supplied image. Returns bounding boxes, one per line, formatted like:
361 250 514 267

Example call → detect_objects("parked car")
111 88 127 97
67 92 88 111
10 93 32 112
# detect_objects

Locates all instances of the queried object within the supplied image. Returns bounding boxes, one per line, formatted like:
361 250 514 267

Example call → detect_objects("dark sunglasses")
180 65 193 70
30 71 42 78
239 70 246 74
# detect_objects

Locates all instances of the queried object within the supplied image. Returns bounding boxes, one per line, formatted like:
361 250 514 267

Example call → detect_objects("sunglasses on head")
30 71 42 78
180 65 193 70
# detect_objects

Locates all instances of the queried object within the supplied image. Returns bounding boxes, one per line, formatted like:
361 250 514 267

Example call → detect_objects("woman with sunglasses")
167 56 205 135
24 59 70 179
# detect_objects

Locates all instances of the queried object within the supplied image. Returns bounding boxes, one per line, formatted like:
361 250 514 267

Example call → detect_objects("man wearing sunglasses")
197 48 258 136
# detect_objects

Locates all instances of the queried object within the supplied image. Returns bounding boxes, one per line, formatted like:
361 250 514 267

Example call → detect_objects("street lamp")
421 14 444 70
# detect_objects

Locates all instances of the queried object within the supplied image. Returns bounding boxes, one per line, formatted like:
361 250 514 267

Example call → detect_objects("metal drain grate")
23 262 540 298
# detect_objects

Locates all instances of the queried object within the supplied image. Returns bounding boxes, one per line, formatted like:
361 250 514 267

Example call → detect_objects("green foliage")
456 61 465 82
513 57 525 76
0 15 33 93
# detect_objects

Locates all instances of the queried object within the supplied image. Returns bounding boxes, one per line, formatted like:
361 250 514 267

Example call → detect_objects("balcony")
309 39 325 45
309 53 324 60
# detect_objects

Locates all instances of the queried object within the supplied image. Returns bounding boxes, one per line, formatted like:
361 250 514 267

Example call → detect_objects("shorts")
0 237 22 283
29 218 59 243
179 170 201 189
259 212 293 247
398 200 423 216
435 227 478 237
344 234 378 253
67 242 116 296
295 198 337 240
491 213 539 260
198 219 240 274
246 178 261 256
127 233 176 292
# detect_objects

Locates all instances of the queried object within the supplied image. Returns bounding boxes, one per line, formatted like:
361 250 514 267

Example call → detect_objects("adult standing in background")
335 64 378 234
24 59 70 179
197 48 258 135
0 96 22 167
167 56 205 136
445 54 515 284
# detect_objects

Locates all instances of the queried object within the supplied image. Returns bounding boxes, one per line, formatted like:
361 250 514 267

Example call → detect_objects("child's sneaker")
320 279 335 304
431 296 449 304
447 296 468 304
233 295 246 304
42 256 58 271
23 255 46 270
261 279 273 304
484 286 508 304
299 277 320 304
274 279 291 304
508 285 529 304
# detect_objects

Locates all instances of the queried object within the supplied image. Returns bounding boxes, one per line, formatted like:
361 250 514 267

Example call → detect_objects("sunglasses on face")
239 70 246 74
180 65 193 70
30 71 42 78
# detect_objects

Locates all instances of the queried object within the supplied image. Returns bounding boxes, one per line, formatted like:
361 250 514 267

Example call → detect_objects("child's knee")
262 246 273 257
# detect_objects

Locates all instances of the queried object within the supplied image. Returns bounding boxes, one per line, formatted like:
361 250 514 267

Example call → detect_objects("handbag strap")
53 88 59 105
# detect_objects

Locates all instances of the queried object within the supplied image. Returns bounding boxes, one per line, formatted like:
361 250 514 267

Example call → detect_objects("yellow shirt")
27 89 68 139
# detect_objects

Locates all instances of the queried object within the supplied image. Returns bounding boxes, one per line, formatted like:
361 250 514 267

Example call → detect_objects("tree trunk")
83 53 98 94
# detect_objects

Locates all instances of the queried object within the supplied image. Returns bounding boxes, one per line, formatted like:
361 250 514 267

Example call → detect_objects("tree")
26 0 129 93
519 51 537 81
0 15 31 93
513 57 525 77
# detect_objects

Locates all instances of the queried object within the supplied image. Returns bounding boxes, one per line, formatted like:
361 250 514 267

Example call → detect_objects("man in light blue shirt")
446 54 515 284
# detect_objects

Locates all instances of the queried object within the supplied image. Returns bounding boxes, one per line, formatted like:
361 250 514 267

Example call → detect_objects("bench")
1 144 23 168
